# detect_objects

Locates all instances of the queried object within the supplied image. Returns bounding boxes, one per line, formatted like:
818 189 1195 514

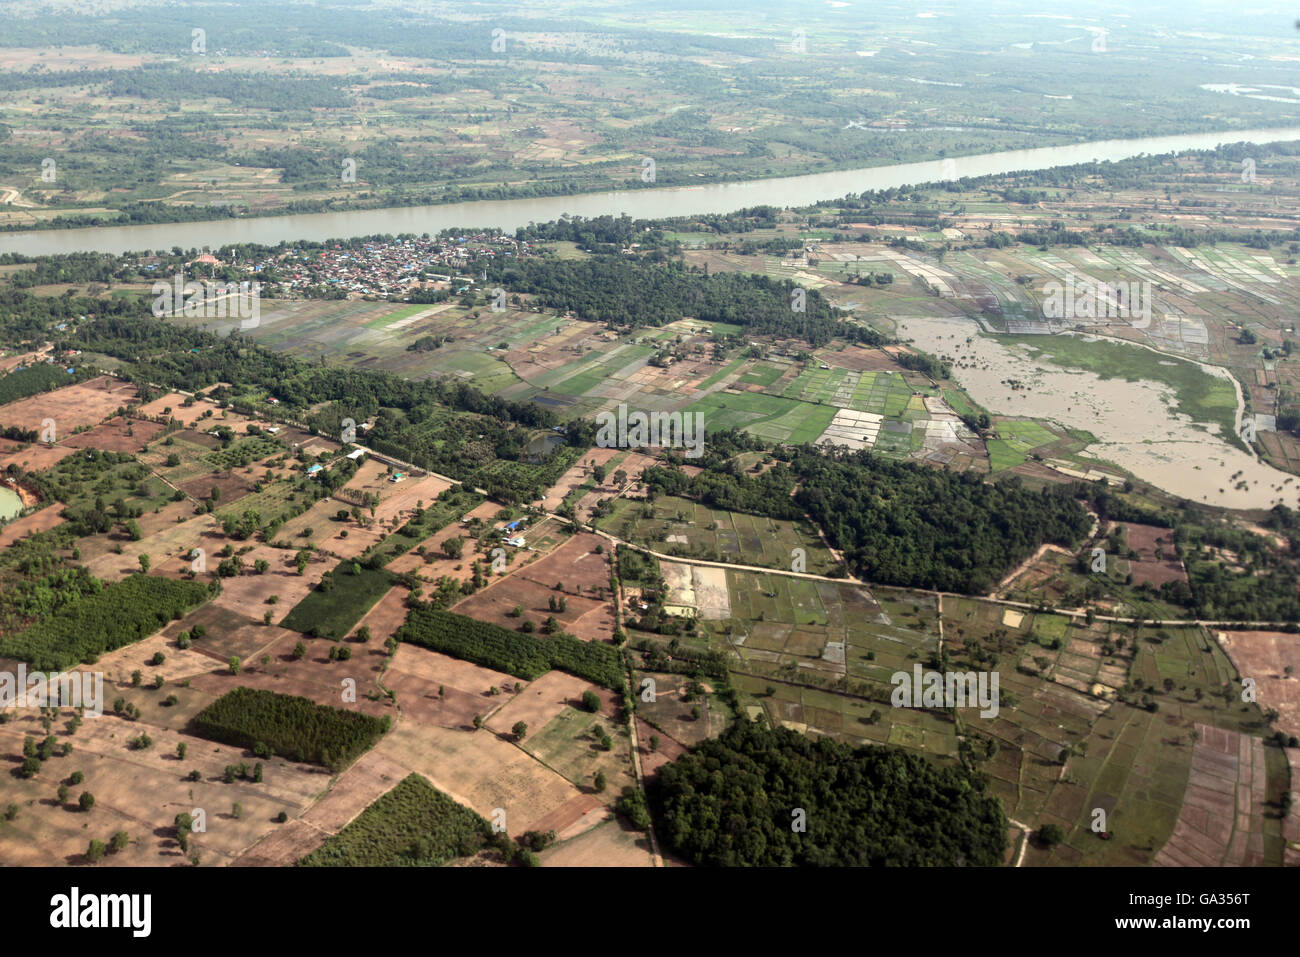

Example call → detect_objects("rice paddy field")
984 419 1063 472
937 598 1288 865
680 572 959 758
672 568 1292 866
230 291 979 465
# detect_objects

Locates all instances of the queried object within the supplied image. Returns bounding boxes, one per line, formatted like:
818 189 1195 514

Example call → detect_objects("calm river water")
2 127 1297 256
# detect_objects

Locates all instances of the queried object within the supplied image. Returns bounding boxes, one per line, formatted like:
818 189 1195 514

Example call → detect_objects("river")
2 126 1298 256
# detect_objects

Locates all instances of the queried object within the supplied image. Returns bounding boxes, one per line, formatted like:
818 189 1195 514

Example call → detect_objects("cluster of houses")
141 234 537 300
498 517 528 548
245 234 535 298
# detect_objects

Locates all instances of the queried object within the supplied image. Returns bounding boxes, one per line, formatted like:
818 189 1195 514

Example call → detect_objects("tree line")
397 608 624 690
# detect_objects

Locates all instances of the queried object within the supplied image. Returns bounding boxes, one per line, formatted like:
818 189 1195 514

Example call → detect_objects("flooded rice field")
898 315 1300 511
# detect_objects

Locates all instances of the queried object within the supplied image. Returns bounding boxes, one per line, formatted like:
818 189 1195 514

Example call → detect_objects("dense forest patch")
642 444 1090 594
280 564 397 639
649 720 1007 866
0 574 210 670
192 687 389 771
493 257 886 348
0 363 84 405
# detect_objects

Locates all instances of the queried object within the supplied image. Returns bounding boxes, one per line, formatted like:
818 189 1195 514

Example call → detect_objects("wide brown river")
1 127 1298 256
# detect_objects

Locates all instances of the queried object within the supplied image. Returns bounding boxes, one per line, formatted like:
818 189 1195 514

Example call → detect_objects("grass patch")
280 564 397 639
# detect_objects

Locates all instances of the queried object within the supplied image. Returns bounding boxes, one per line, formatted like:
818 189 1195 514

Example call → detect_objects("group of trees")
298 773 492 867
0 574 210 670
649 719 1007 866
0 363 84 404
1178 511 1300 621
490 256 886 348
396 608 624 690
640 439 1091 594
192 688 390 772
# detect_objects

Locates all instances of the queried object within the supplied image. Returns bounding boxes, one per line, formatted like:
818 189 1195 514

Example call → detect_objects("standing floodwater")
898 315 1300 511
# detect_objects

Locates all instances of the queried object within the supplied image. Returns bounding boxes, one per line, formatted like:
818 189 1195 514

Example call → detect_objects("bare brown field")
1124 522 1189 588
528 793 608 843
450 533 615 640
159 603 265 661
0 46 146 71
0 709 330 866
62 417 165 454
822 345 912 373
201 546 322 622
174 428 221 450
82 511 219 583
298 750 410 834
1219 631 1300 738
539 817 654 867
636 716 687 779
187 630 392 719
374 720 582 836
128 497 195 537
0 375 135 434
485 670 601 738
0 504 65 550
1009 460 1077 486
92 629 227 686
364 471 455 527
0 442 77 472
178 470 257 505
384 644 521 731
351 584 411 643
231 819 327 866
277 496 387 557
136 393 213 426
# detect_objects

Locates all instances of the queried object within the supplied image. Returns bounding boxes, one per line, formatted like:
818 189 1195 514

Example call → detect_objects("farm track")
610 544 663 867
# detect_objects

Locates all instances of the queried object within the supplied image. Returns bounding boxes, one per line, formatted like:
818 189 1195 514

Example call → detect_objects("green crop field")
280 564 397 639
